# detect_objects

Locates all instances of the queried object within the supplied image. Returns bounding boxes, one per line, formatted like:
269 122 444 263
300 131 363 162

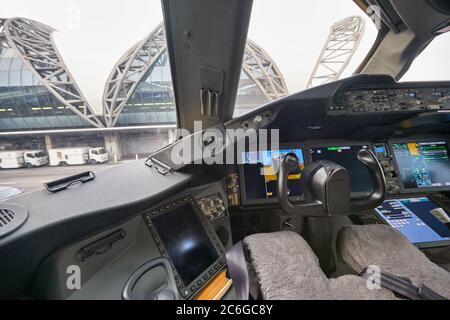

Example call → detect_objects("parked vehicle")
0 150 48 169
0 151 24 169
88 147 109 164
22 150 49 168
48 147 109 166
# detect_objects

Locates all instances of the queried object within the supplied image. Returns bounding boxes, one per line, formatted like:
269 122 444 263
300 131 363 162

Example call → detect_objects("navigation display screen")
241 148 305 203
151 203 220 286
392 141 450 191
374 197 450 246
309 145 373 196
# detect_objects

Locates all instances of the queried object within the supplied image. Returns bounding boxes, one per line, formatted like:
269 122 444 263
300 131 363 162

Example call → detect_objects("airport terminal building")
0 18 288 160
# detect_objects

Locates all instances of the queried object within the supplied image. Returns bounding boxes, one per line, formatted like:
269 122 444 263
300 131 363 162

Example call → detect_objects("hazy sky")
2 0 450 112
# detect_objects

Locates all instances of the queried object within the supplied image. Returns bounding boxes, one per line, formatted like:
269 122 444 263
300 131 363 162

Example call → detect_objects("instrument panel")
232 138 450 207
330 86 450 115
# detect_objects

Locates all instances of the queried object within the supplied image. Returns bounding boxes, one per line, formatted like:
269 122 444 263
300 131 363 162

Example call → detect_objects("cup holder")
122 257 179 300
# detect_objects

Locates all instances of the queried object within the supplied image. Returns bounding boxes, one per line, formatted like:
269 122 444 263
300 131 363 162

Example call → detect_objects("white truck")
0 150 48 169
48 147 109 166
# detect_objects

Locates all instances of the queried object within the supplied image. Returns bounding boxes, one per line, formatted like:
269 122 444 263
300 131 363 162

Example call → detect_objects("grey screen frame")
143 195 226 299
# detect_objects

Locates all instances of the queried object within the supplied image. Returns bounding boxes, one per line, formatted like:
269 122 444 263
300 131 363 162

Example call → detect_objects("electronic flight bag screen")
240 148 305 204
374 197 450 247
391 141 450 191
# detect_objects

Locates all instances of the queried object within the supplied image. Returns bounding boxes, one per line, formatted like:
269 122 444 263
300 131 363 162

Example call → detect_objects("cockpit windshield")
0 0 448 190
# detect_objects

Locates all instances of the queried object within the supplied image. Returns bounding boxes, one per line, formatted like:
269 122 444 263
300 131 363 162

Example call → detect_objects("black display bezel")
143 196 226 299
238 143 307 205
388 138 450 194
306 140 373 198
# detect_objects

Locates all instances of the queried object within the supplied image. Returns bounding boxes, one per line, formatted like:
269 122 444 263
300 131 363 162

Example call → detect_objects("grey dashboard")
30 181 232 300
0 159 193 298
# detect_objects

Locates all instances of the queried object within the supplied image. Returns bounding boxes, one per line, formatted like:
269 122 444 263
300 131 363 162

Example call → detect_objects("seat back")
244 231 396 299
337 225 450 299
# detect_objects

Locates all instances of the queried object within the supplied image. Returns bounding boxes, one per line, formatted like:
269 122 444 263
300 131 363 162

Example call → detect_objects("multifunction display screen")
310 145 373 196
241 148 305 203
151 203 220 286
374 197 450 246
392 141 450 191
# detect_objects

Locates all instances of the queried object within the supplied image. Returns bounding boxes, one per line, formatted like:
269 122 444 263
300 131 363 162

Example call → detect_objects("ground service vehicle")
48 147 108 166
0 151 24 169
22 150 48 168
0 150 48 169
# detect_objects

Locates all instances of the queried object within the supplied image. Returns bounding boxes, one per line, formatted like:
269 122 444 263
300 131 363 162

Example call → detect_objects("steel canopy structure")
103 22 288 126
306 16 365 89
0 17 103 128
242 39 288 100
1 18 287 133
103 24 167 127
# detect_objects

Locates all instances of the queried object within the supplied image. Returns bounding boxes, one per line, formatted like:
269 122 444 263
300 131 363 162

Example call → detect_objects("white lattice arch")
103 23 288 126
1 18 103 127
306 16 365 89
103 23 167 127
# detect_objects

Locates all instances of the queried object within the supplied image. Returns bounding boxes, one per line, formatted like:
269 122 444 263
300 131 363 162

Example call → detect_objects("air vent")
0 209 15 227
0 204 28 238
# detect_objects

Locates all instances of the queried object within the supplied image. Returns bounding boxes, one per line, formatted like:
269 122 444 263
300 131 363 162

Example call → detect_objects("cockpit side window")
402 32 450 82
